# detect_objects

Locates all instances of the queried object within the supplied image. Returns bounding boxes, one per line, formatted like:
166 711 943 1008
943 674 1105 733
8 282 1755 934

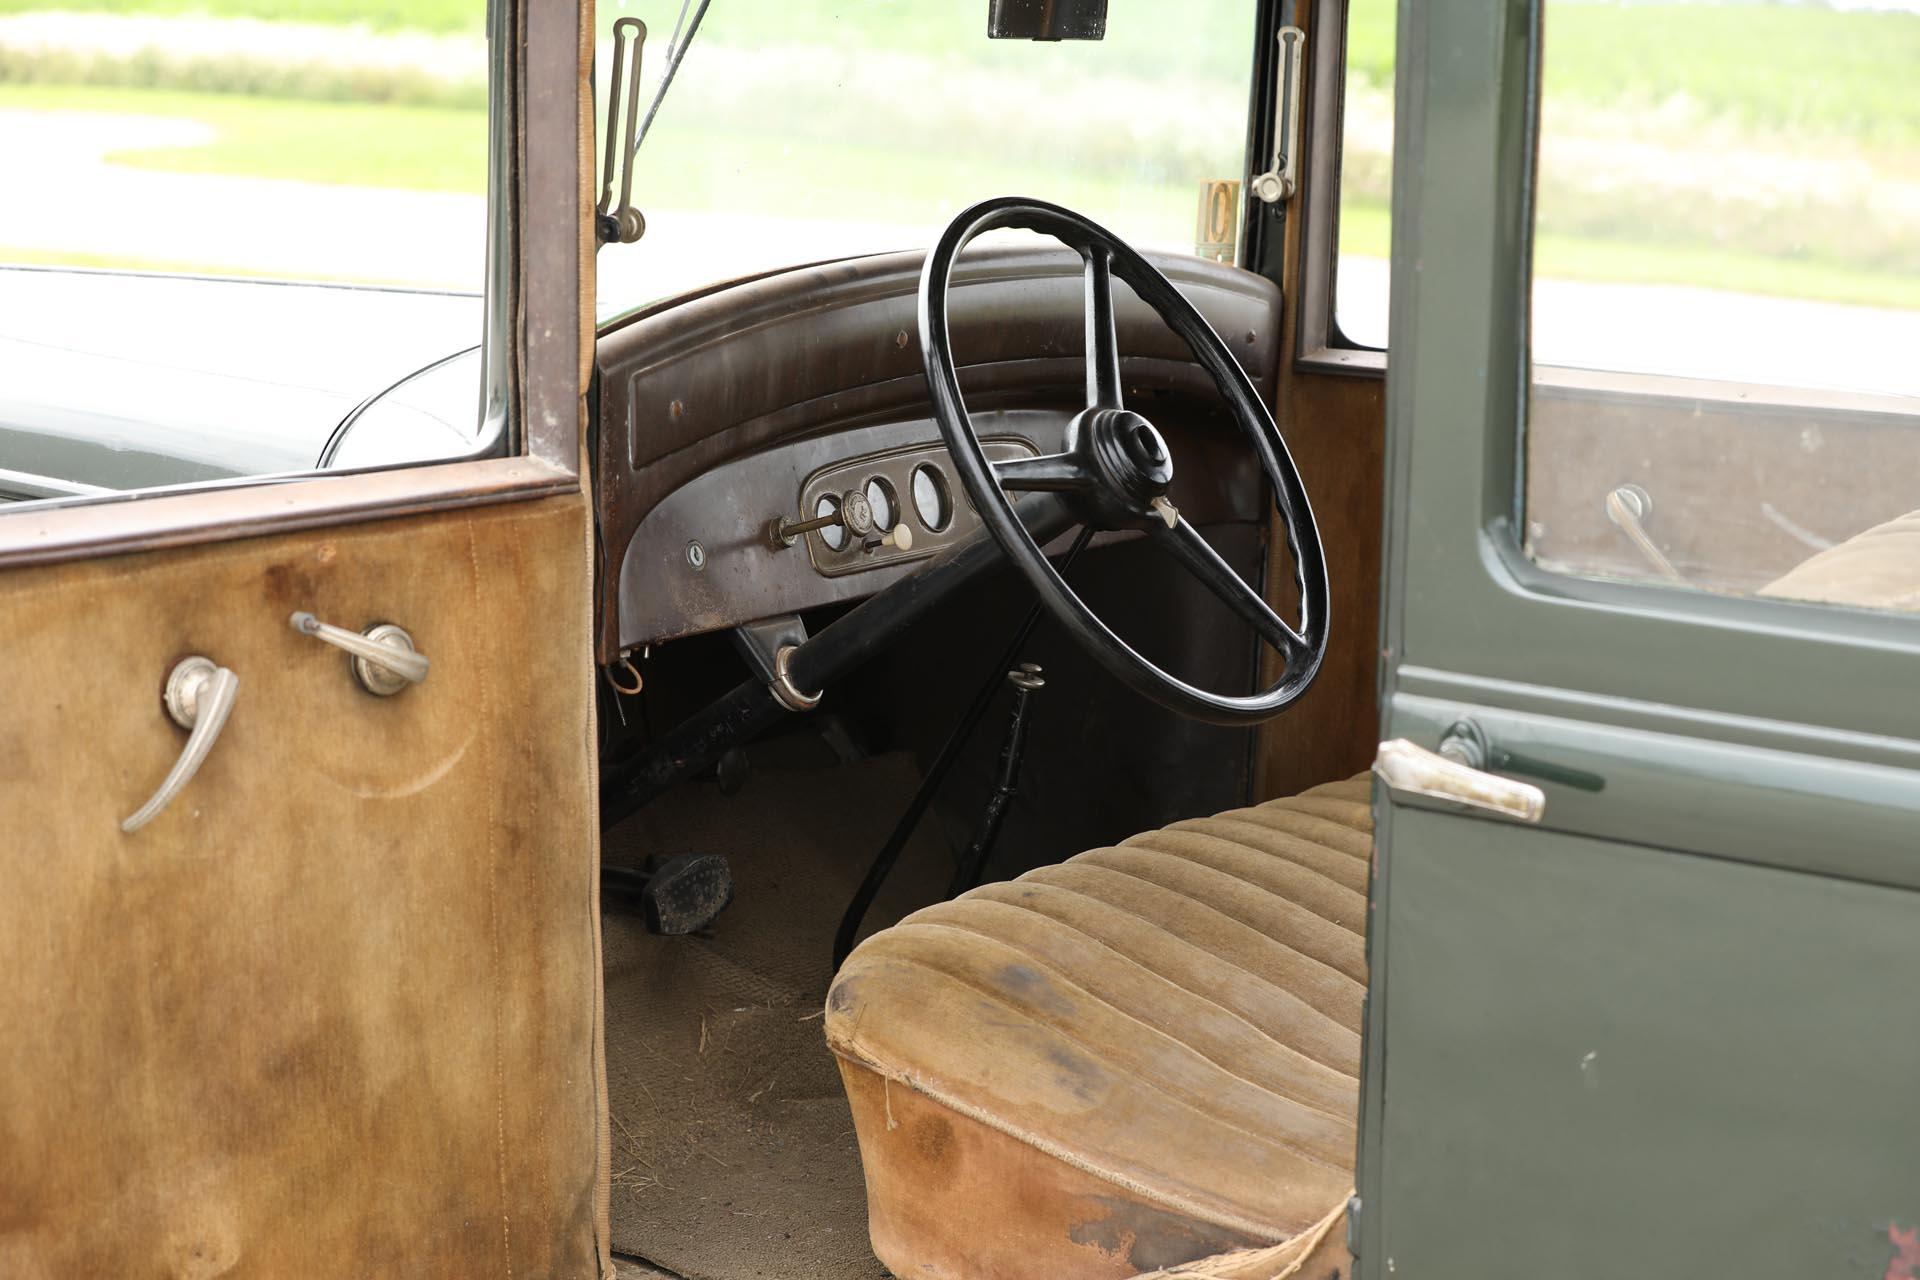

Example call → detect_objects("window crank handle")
289 611 429 692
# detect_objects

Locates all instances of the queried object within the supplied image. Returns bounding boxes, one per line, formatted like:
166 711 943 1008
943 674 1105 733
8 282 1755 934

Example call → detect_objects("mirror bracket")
988 0 1108 41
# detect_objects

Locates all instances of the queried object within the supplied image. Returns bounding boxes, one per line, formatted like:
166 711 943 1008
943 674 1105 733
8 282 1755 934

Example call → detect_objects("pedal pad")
638 852 734 935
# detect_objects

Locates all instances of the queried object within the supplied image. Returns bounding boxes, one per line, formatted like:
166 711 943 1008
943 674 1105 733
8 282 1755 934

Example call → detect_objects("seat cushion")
825 774 1372 1280
1760 508 1920 614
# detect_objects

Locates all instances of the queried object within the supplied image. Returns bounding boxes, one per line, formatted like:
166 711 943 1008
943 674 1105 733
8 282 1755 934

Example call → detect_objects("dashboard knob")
839 488 875 537
865 523 913 554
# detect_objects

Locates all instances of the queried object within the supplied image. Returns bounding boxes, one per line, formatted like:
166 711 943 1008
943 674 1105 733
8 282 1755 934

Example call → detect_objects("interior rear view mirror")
988 0 1107 41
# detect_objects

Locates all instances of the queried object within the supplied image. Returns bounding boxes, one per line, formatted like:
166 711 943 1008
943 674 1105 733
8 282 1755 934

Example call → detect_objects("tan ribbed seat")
825 774 1372 1280
1760 508 1920 614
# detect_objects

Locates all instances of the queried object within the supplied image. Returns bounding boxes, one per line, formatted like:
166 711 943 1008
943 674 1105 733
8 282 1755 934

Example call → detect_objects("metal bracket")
595 17 648 246
730 615 808 686
1250 26 1306 204
770 646 823 713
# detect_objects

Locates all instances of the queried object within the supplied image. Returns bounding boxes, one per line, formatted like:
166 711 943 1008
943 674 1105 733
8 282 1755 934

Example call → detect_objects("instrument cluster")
778 437 1035 577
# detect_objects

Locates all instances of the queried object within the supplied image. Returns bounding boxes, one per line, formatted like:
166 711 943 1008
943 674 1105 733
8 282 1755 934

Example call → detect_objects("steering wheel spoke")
1153 515 1307 662
993 451 1094 494
1083 248 1124 409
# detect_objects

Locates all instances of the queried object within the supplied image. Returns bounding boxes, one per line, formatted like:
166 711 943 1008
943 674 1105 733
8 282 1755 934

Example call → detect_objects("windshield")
595 1 1258 316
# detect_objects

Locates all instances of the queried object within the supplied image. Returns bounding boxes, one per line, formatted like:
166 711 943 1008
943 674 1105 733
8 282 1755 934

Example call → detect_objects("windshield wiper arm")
638 0 711 150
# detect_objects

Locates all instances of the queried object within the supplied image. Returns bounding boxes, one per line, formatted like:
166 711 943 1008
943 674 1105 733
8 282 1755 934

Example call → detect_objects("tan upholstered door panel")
0 496 601 1277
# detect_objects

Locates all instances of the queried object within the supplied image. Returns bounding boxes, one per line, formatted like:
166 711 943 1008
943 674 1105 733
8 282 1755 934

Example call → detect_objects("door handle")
1373 738 1546 824
122 656 239 833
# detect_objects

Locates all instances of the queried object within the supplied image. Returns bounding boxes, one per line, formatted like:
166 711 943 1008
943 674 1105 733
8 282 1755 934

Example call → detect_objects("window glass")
594 1 1257 316
1523 0 1920 616
1333 0 1394 348
0 0 494 504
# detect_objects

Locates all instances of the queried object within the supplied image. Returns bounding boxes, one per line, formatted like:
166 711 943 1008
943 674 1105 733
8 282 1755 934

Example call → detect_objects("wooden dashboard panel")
594 247 1284 659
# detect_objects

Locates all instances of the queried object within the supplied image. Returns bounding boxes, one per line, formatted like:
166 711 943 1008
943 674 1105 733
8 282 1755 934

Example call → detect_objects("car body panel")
1375 808 1920 1275
1360 1 1920 1276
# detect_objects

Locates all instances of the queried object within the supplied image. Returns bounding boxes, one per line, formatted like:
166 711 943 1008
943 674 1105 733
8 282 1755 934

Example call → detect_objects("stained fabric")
0 499 603 1277
826 774 1373 1278
1761 508 1920 614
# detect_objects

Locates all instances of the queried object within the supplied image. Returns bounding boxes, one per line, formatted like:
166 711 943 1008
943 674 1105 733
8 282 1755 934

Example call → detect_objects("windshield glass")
595 1 1257 316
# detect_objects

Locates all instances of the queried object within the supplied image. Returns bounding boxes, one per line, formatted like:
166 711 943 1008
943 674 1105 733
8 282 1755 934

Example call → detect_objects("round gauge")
864 476 896 532
814 494 847 550
911 464 951 531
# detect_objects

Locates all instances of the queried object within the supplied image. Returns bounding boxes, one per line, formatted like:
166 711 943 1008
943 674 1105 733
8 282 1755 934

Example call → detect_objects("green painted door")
1358 1 1920 1276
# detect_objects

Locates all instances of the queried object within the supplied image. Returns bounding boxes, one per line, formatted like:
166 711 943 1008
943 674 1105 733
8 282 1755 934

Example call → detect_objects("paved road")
6 106 1916 402
1337 256 1920 401
0 108 488 288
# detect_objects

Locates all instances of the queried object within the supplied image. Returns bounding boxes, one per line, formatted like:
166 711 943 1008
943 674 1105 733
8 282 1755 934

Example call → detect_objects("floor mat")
602 741 955 1280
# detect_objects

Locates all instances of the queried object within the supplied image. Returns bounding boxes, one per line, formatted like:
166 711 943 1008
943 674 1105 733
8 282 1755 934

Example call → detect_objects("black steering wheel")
919 197 1328 725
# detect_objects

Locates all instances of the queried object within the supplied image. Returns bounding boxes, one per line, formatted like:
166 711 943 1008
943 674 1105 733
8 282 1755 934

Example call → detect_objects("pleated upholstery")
826 774 1373 1277
1759 507 1920 613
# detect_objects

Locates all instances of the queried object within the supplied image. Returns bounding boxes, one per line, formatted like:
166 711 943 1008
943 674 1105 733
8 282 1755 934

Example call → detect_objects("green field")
0 83 485 189
0 0 478 32
1345 0 1920 152
3 0 1918 310
1338 200 1920 312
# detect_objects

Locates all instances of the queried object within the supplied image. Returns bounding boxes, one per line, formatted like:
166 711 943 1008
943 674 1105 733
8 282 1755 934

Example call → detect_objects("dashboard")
618 412 1051 644
594 246 1285 659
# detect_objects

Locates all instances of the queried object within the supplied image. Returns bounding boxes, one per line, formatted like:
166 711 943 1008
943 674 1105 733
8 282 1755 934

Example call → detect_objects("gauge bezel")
796 436 1035 577
910 463 953 532
813 493 847 550
863 475 897 534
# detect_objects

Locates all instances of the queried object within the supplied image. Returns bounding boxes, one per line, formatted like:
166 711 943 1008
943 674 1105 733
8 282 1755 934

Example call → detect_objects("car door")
1355 1 1920 1276
0 0 609 1274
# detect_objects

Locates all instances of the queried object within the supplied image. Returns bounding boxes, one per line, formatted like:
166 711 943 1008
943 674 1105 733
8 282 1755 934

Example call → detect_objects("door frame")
1376 0 1920 744
0 0 590 569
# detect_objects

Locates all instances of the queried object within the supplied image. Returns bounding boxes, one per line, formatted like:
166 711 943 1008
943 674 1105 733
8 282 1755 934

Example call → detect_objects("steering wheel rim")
917 196 1329 726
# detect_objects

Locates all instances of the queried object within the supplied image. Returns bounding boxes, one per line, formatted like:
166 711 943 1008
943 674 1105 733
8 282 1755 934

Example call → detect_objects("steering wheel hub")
1080 407 1174 506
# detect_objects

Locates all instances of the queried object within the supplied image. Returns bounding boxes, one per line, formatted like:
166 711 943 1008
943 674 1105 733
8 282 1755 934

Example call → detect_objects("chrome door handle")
1373 738 1546 824
123 656 239 833
289 611 429 694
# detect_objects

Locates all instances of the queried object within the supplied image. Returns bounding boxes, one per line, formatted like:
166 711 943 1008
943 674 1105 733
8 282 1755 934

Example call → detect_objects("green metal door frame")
1377 0 1920 744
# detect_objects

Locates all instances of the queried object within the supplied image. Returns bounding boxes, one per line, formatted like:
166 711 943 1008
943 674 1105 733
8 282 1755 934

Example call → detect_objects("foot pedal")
608 852 733 935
